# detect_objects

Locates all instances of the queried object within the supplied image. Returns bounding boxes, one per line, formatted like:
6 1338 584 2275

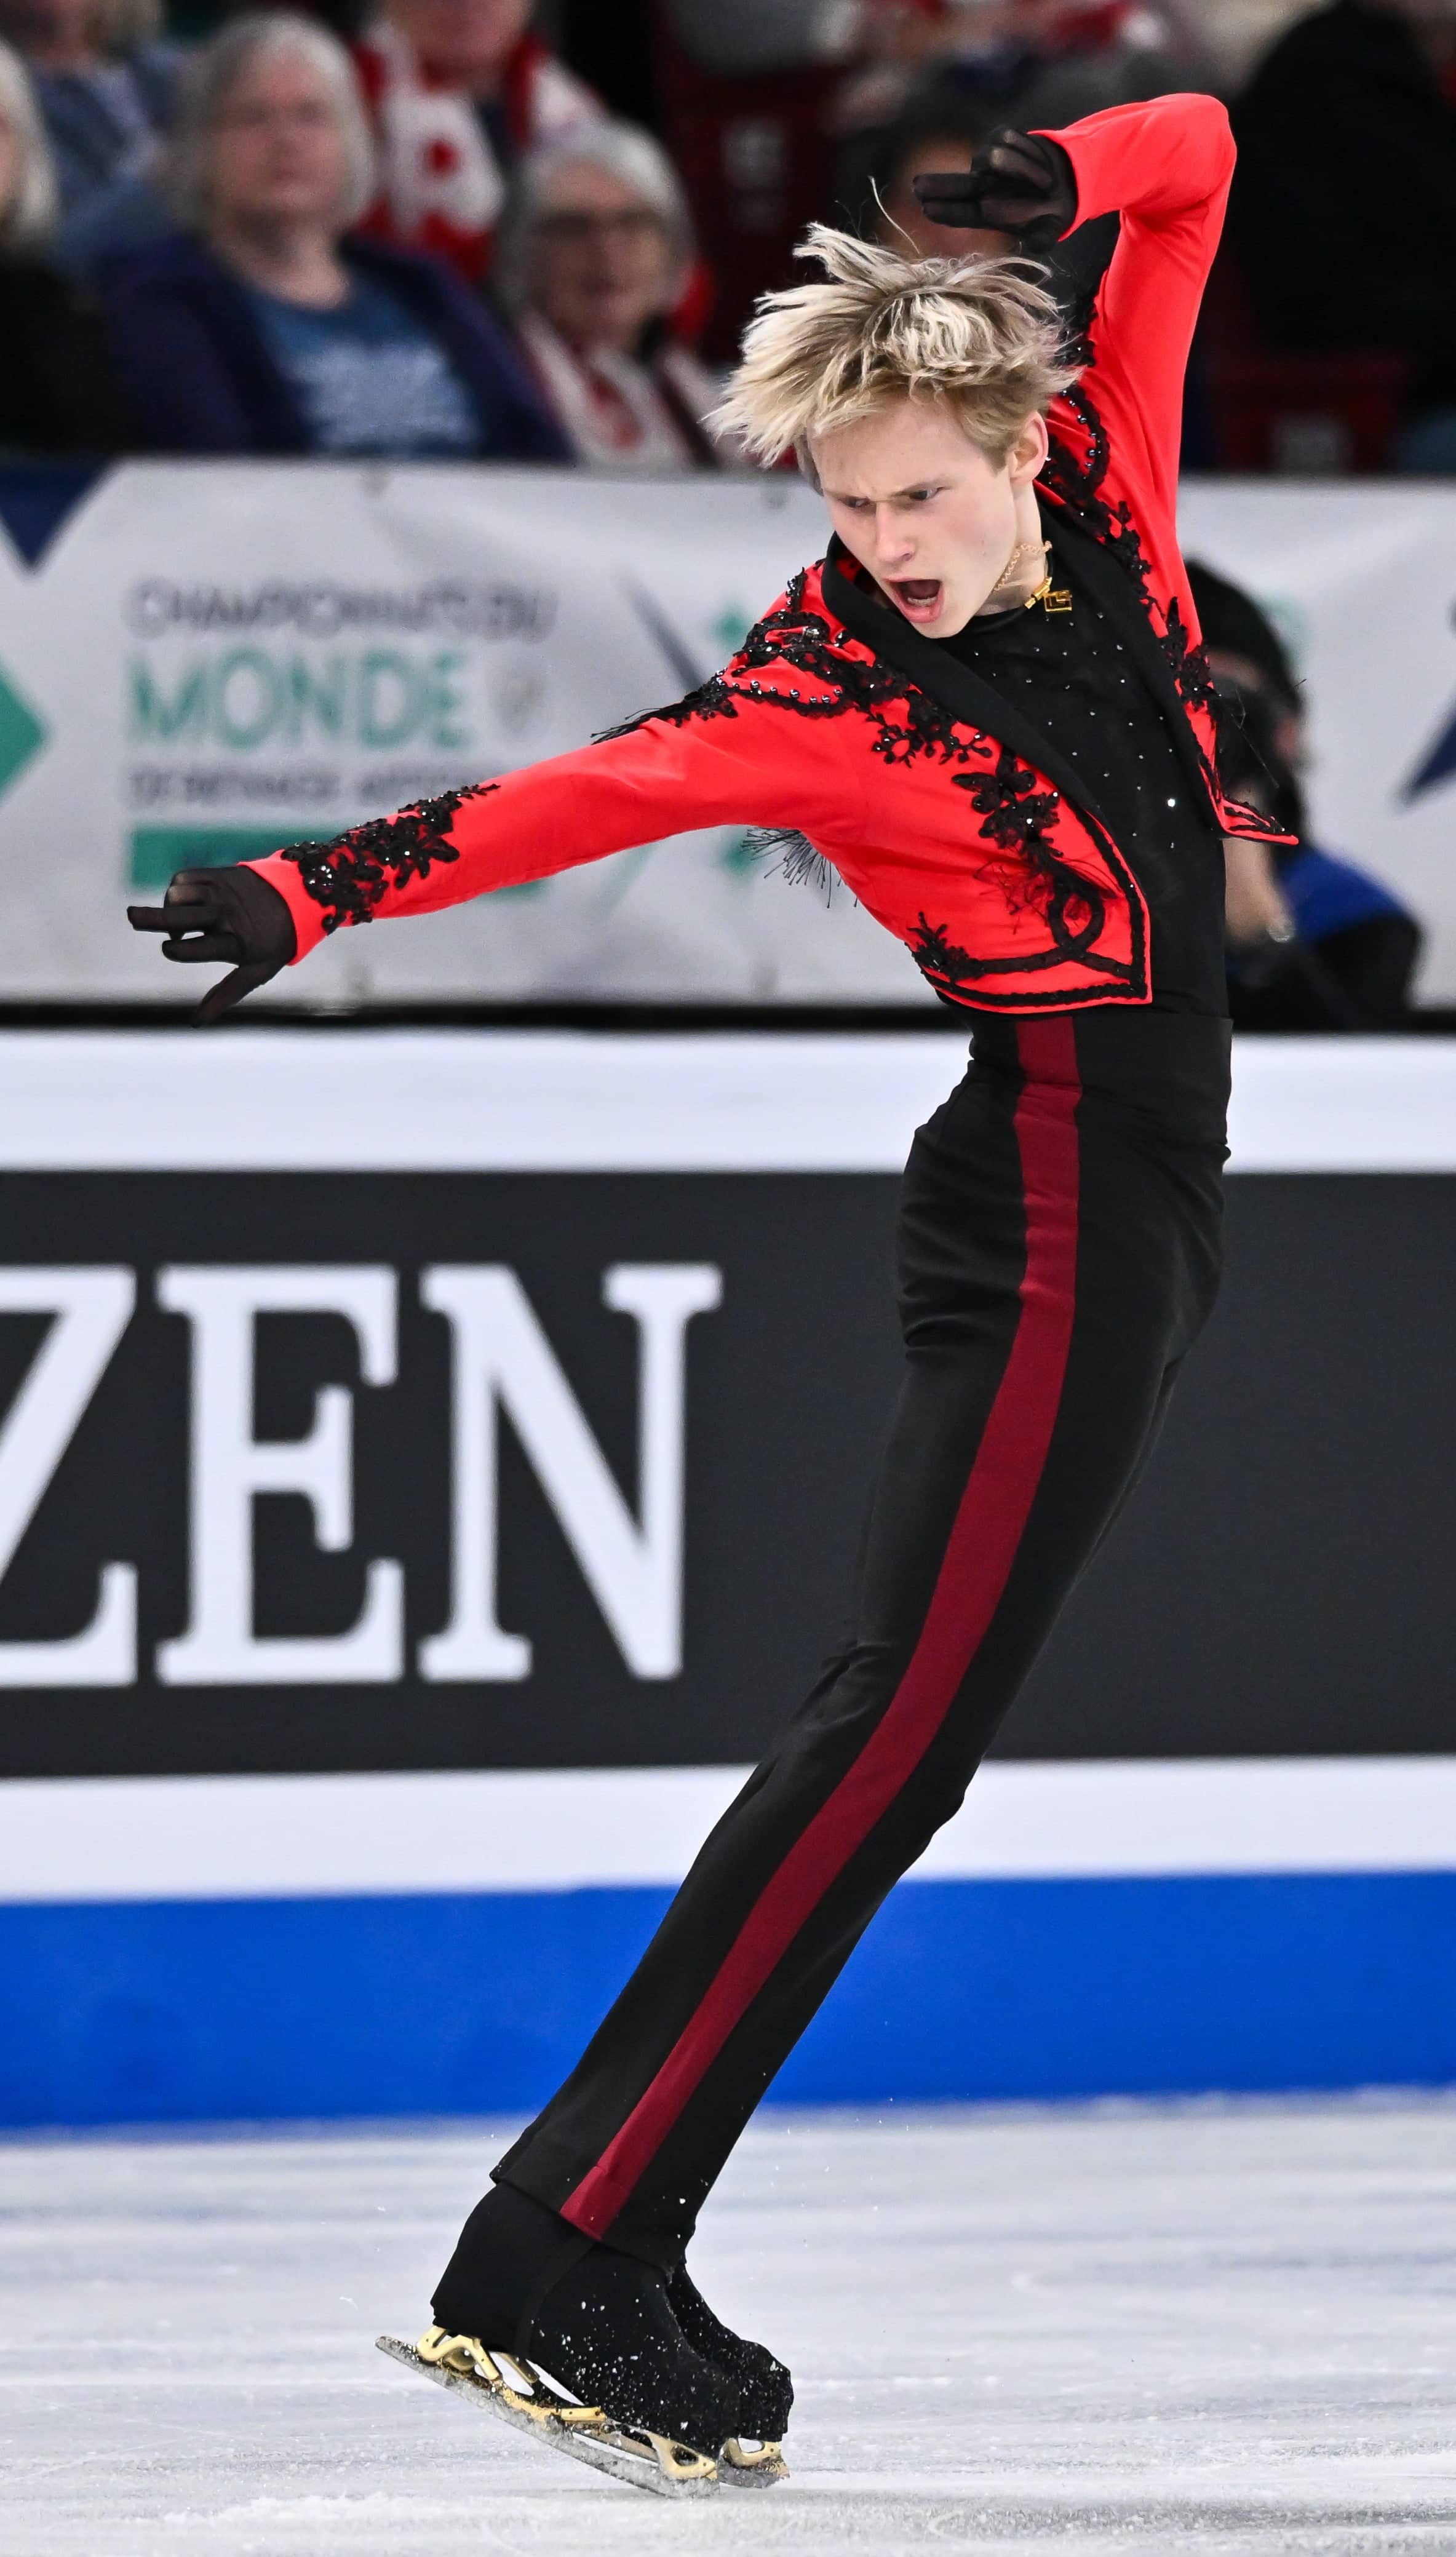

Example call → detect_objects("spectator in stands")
354 0 599 284
1190 557 1425 1025
1231 1 1456 472
653 0 867 362
830 1 1028 145
498 122 723 467
1008 1 1216 125
837 73 1000 253
0 36 121 449
97 12 567 459
833 2 1212 139
0 0 177 218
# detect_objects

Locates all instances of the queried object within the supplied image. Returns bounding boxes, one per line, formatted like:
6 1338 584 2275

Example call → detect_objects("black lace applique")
909 909 1125 993
1044 374 1221 745
596 672 738 740
599 567 987 773
905 743 1137 991
1153 597 1281 834
1158 594 1265 818
282 780 498 933
1158 595 1215 719
1041 383 1156 612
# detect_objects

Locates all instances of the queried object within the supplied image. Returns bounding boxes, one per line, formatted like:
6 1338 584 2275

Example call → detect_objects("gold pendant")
1025 573 1073 614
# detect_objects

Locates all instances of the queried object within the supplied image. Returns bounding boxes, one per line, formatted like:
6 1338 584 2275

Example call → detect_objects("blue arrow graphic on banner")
0 462 101 567
1401 605 1456 800
621 580 704 691
1402 703 1456 802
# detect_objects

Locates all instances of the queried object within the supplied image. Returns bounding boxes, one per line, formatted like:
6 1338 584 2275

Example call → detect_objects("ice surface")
6 2099 1456 2554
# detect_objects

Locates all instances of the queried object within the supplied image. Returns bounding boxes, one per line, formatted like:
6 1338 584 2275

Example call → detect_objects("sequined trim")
281 782 499 933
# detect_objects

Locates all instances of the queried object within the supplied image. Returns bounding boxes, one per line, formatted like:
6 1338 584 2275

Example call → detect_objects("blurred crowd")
0 0 1450 473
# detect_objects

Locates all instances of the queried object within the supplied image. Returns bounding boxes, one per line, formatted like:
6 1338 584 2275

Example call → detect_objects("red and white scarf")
515 312 722 469
353 24 600 284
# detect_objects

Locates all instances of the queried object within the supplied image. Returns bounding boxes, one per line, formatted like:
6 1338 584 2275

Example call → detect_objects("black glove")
127 864 297 1025
913 130 1078 251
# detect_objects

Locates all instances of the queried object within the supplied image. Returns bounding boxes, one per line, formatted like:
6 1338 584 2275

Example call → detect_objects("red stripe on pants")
562 1016 1083 2240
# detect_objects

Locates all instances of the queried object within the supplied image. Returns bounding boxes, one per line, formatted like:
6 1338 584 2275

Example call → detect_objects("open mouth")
886 578 944 625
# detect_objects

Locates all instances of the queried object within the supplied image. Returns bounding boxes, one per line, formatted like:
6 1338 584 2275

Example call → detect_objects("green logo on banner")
0 662 47 798
129 826 294 888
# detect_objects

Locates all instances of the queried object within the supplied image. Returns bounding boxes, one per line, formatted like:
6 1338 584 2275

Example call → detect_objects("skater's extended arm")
127 694 836 1016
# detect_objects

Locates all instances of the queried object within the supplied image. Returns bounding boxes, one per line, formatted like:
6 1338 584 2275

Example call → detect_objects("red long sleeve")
248 706 836 962
1038 93 1235 532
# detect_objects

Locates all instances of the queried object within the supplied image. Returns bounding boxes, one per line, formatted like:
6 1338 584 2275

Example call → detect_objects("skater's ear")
1010 409 1050 487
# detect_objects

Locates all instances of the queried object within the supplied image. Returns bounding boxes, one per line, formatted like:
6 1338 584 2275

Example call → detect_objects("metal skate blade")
376 2335 721 2497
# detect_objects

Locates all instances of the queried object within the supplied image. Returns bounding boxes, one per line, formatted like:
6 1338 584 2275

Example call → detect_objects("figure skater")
130 92 1281 2495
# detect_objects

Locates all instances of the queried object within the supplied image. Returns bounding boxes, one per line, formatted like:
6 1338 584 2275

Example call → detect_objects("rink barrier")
1 1031 1454 2125
4 1029 1456 1171
6 1760 1456 2123
9 1760 1456 1900
6 1871 1456 2125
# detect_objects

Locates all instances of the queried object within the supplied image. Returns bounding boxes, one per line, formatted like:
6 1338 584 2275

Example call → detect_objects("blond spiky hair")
714 224 1080 474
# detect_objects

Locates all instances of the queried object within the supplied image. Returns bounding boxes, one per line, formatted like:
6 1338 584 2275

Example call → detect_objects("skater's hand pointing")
127 864 297 1025
914 131 1077 252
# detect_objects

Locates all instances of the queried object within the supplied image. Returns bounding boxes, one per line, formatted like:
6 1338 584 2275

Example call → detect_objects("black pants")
488 1009 1230 2269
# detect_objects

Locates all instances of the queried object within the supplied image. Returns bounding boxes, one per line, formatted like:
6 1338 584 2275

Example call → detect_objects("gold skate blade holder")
643 2429 719 2484
378 2328 728 2497
721 2435 790 2487
418 2328 603 2424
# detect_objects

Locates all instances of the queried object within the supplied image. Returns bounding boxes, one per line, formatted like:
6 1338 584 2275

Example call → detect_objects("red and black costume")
252 94 1267 1017
247 95 1276 2285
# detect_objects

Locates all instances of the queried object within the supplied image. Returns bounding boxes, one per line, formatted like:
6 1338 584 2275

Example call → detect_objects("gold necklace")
985 536 1046 600
984 537 1073 614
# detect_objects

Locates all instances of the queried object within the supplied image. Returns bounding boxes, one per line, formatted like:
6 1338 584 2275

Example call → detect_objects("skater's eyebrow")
821 480 948 503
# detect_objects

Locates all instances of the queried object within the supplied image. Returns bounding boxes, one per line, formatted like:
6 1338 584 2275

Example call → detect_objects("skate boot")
378 2187 787 2495
666 2258 794 2448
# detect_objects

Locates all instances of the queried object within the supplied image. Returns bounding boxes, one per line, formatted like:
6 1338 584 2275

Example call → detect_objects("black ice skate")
666 2257 794 2444
379 2227 787 2494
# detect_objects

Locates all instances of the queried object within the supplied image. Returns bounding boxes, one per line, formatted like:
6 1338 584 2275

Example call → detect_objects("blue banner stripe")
4 1871 1455 2130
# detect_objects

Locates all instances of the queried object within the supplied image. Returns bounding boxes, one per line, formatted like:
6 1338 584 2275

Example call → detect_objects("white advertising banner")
0 463 1452 1004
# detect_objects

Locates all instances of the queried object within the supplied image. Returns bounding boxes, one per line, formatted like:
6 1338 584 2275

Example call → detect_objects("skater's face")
813 398 1048 638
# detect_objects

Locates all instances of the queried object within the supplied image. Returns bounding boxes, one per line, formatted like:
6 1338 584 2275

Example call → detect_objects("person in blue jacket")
98 10 567 462
1190 557 1424 1029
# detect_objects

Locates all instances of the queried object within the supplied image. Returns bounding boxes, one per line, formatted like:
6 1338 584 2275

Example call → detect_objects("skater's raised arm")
1038 94 1234 511
125 672 840 1019
915 92 1234 573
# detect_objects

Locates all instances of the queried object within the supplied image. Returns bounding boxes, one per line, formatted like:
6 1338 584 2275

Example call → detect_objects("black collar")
820 518 1209 829
820 536 1109 829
